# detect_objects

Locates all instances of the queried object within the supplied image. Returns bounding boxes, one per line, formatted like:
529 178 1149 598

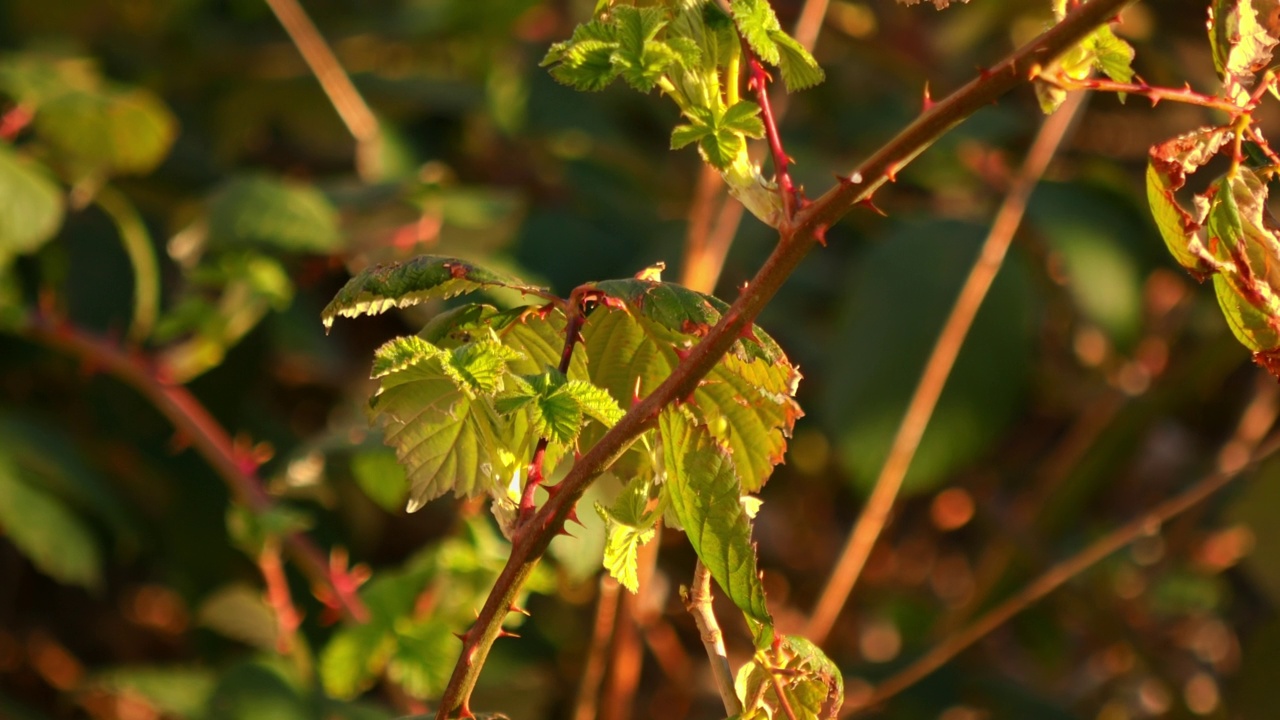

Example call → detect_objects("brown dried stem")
844 373 1280 716
572 576 623 720
435 2 1133 715
261 0 382 179
804 90 1090 645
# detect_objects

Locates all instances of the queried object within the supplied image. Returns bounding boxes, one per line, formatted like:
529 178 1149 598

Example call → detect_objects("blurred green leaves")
208 175 342 253
0 144 62 261
826 221 1034 496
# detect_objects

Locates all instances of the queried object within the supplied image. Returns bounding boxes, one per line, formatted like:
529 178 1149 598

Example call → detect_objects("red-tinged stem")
260 539 303 653
434 1 1133 715
745 49 798 221
1041 74 1245 114
16 314 370 622
517 289 589 525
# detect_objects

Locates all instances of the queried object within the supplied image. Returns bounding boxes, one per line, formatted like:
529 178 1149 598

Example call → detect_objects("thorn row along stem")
434 1 1135 715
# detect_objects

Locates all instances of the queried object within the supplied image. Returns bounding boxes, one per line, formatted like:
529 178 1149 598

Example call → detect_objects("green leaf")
350 447 409 512
322 255 553 330
670 122 710 150
1146 127 1233 279
736 636 844 720
730 0 783 65
562 379 625 427
206 662 309 720
541 20 622 92
658 407 773 644
419 303 589 379
1087 24 1135 84
370 337 520 508
721 100 766 137
1203 169 1280 352
826 221 1033 496
197 583 279 651
769 30 826 91
582 277 800 492
612 5 677 92
92 667 216 718
34 85 177 177
595 476 660 592
207 174 342 253
0 448 102 589
0 146 63 260
387 618 457 699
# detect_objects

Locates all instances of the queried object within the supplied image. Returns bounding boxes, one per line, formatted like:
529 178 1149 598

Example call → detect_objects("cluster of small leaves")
1033 0 1136 112
733 636 844 720
1145 1 1280 375
540 0 822 226
323 255 801 651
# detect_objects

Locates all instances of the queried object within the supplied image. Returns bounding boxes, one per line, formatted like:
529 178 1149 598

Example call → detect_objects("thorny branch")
17 313 370 622
434 1 1135 715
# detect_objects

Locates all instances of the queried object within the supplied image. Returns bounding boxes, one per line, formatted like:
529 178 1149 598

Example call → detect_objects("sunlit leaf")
35 86 177 177
350 448 409 512
659 407 772 645
1146 127 1233 279
736 636 843 719
595 475 660 592
322 255 553 330
197 584 279 651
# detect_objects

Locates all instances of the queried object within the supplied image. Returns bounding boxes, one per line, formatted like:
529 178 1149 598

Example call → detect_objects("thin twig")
261 0 382 179
573 576 622 720
745 49 797 221
259 538 303 653
92 185 160 344
804 90 1090 645
435 3 1133 714
844 374 1280 716
684 561 743 717
16 314 370 621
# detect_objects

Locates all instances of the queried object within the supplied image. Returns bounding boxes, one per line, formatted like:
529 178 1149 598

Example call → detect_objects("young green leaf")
370 337 521 508
728 0 824 91
612 5 678 92
541 19 622 92
595 476 661 592
582 277 800 491
770 30 826 91
658 407 773 646
322 255 553 330
1202 169 1280 354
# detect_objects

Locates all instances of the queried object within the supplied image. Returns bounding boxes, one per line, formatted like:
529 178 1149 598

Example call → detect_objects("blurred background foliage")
1 0 1278 718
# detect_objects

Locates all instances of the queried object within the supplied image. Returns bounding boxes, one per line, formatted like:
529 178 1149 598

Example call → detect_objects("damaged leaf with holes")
735 636 844 719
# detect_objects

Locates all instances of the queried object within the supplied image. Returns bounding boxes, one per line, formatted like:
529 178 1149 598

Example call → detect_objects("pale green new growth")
596 475 662 592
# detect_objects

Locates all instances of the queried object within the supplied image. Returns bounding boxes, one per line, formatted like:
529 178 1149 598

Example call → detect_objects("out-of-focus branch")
804 90 1089 646
844 374 1280 716
572 577 622 720
16 314 369 622
261 0 382 179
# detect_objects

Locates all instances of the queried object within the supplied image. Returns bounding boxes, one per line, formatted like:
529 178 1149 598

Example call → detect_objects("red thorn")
738 280 750 294
921 82 935 112
885 163 899 183
630 376 643 408
565 506 585 528
814 225 828 247
672 345 692 362
509 603 532 617
858 197 888 217
453 631 469 642
977 65 995 80
557 526 577 538
497 629 521 639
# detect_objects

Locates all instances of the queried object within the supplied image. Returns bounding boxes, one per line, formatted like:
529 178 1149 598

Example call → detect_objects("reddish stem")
0 104 32 141
745 49 798 221
18 314 370 622
260 540 303 653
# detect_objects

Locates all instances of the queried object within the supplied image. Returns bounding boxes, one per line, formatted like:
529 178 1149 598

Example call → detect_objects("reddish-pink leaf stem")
434 1 1134 715
516 288 590 527
1040 74 1246 114
17 313 370 622
0 104 32 141
744 47 799 221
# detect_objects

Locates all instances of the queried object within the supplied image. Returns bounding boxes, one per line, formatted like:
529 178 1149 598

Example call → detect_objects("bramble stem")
16 314 370 621
745 49 797 221
434 1 1133 715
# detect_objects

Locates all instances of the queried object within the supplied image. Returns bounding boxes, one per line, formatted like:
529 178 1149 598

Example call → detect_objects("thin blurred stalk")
262 0 383 180
573 576 622 720
685 561 744 717
93 185 158 344
844 373 1280 716
804 91 1090 645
